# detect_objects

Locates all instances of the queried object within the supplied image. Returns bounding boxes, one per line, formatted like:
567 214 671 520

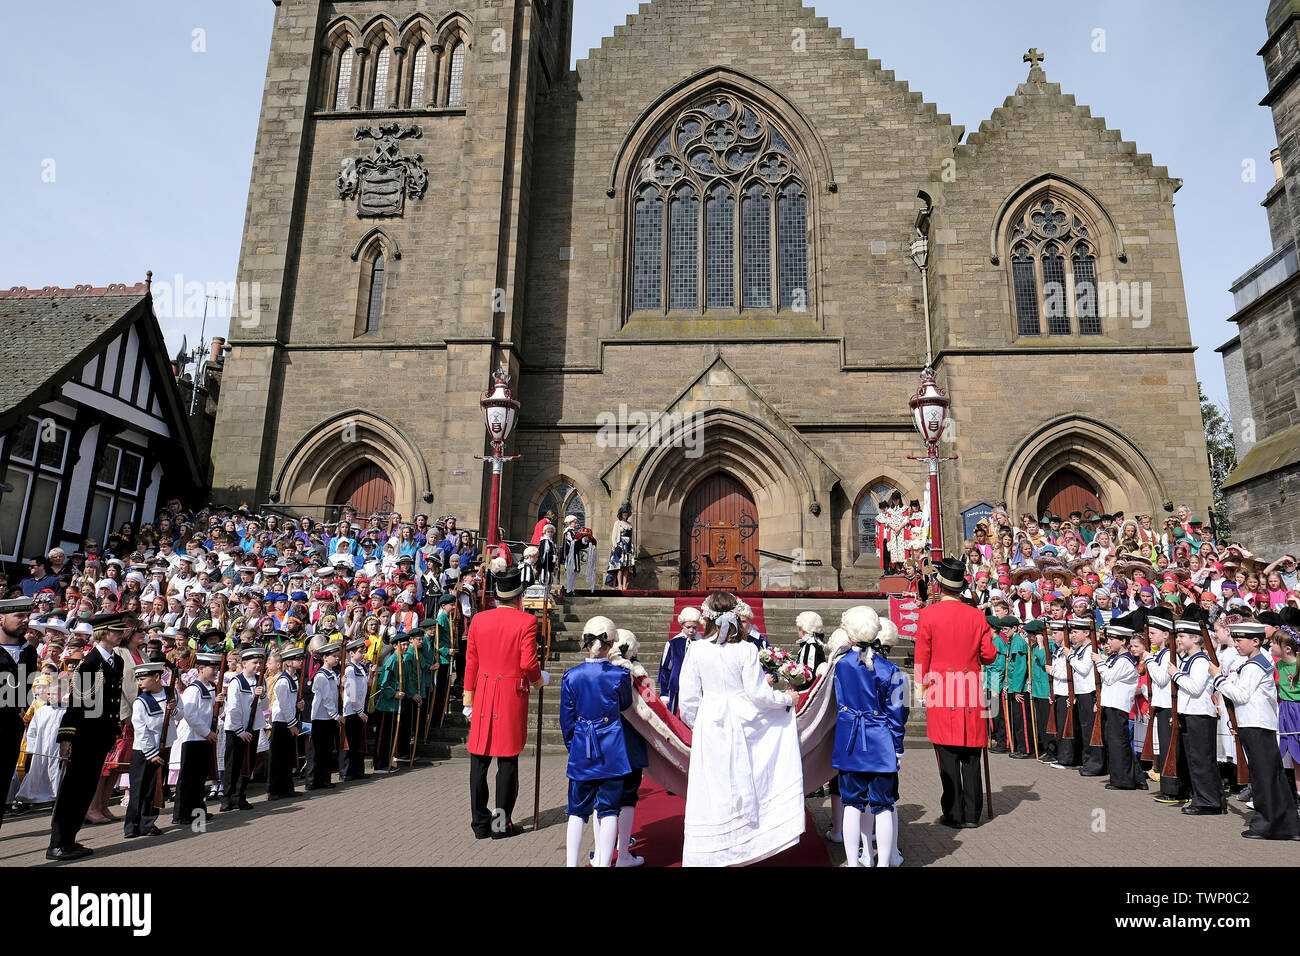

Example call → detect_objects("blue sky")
0 1 1279 408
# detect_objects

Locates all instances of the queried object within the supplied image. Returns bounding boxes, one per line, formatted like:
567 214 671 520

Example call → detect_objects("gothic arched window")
447 42 466 107
372 45 392 108
1007 197 1104 337
629 92 811 318
335 47 354 110
362 254 385 335
409 44 428 107
538 482 586 529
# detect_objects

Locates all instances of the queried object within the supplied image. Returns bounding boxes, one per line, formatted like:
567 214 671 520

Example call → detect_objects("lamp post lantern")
908 366 956 567
478 365 521 548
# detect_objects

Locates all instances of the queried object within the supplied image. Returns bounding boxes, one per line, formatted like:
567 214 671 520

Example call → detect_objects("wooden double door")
682 472 759 590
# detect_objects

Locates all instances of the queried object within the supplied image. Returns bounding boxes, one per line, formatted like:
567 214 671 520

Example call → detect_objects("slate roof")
1222 421 1300 492
0 283 150 414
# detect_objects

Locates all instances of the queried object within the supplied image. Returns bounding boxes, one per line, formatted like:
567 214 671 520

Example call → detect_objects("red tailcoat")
464 606 541 757
913 597 997 747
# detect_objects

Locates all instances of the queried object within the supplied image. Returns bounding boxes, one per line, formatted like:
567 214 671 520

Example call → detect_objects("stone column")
428 44 444 108
388 45 406 109
319 47 337 110
350 47 368 110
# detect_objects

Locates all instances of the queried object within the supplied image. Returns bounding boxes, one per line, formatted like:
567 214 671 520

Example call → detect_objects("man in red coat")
914 557 997 828
462 565 547 839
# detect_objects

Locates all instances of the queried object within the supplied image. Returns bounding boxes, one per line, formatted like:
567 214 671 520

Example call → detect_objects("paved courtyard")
1 752 1295 867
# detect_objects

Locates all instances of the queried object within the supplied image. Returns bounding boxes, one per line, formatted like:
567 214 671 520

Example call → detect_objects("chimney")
1272 147 1284 184
210 337 226 363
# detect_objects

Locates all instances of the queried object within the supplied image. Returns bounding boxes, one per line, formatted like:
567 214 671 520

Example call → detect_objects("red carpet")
629 779 830 867
670 596 766 639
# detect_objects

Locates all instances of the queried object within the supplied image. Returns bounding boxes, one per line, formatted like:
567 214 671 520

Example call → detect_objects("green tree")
1199 382 1236 541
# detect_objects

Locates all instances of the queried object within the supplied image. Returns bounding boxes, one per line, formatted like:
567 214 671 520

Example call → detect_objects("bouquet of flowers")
758 646 790 674
777 660 814 691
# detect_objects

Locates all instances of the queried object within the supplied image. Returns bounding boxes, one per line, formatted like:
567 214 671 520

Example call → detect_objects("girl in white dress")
678 593 805 866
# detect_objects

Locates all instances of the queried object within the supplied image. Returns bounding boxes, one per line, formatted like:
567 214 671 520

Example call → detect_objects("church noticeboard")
961 503 994 541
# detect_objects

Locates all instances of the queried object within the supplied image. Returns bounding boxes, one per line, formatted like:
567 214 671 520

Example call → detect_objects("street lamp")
478 365 521 548
908 366 956 567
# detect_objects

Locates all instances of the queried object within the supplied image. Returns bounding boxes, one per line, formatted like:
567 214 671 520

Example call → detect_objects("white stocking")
594 813 618 867
842 805 863 868
875 808 899 868
826 793 843 841
565 815 586 868
616 805 643 866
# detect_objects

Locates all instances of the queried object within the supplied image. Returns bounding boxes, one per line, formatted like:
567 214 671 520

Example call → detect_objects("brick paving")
1 752 1295 867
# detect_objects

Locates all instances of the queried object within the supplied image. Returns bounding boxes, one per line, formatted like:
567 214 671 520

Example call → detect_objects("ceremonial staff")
439 599 463 729
1161 645 1181 780
533 586 553 829
980 664 995 819
1200 621 1249 785
338 654 349 755
246 653 266 779
1139 651 1157 762
389 648 403 770
155 660 180 808
408 639 420 766
1087 620 1105 750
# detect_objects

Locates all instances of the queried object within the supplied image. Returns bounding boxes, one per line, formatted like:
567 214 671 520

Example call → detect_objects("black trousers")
173 739 212 824
267 723 297 797
987 690 1007 749
1077 693 1107 775
1154 707 1190 798
1008 692 1031 754
1054 695 1079 766
341 714 367 778
308 720 337 788
1032 696 1054 758
123 751 161 836
469 753 519 835
1103 706 1146 789
1239 726 1300 839
1180 714 1225 811
221 730 252 809
374 709 399 770
0 712 22 830
49 728 114 850
934 744 983 825
396 698 418 760
432 664 452 730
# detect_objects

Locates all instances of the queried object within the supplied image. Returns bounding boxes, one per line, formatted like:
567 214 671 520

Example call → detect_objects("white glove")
539 670 551 687
462 706 472 718
660 695 670 707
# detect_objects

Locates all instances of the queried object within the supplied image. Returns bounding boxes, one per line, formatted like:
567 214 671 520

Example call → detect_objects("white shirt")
1147 647 1174 708
342 661 369 717
310 668 340 721
222 672 267 733
1214 653 1278 731
176 680 216 744
1068 645 1095 695
131 689 175 760
1172 653 1216 717
1098 653 1139 712
1048 644 1071 695
272 671 300 727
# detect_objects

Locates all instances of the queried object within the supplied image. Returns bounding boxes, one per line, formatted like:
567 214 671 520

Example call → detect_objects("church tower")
210 0 573 522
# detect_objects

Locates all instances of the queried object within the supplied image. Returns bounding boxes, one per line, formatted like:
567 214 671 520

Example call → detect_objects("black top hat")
934 557 967 591
493 565 525 600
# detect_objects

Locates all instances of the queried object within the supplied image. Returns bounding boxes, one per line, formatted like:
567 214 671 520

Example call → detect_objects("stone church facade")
211 0 1213 590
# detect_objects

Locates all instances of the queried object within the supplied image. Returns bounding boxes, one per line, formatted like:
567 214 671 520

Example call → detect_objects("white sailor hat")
1174 620 1204 635
1047 619 1067 631
280 645 306 662
240 646 267 661
0 596 35 614
195 652 224 666
1104 625 1135 640
1067 616 1094 629
1229 622 1267 639
134 661 166 677
1145 614 1175 633
315 640 344 657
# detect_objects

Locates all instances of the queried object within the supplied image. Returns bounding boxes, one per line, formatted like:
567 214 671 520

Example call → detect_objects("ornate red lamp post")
908 367 956 566
478 365 520 548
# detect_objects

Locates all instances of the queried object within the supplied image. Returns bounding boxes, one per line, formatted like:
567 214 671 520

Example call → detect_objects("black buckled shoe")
45 843 93 862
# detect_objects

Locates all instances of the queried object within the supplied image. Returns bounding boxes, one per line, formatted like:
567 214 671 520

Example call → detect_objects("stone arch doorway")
1037 467 1103 520
681 472 759 589
274 411 430 518
1003 417 1164 521
336 461 395 515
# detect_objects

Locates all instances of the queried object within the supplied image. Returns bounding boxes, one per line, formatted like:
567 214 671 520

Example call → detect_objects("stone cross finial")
1024 48 1044 71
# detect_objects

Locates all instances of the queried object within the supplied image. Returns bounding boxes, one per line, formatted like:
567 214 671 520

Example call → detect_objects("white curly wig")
677 606 702 626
